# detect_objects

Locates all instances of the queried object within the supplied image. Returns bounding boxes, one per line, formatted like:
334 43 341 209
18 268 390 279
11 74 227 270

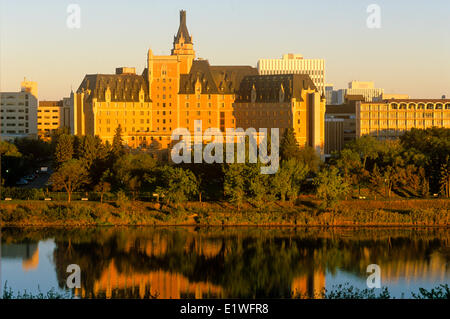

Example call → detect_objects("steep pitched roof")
76 74 150 102
235 74 318 103
179 60 257 95
174 10 192 45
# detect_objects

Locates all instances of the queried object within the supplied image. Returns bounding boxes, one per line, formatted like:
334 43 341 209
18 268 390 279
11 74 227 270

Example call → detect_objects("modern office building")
356 99 450 139
346 81 383 102
233 74 326 155
257 53 325 95
325 103 357 155
37 100 71 140
0 80 38 141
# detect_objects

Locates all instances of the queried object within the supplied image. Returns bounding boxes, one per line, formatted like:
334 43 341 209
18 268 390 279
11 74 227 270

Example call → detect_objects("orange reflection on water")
79 259 223 299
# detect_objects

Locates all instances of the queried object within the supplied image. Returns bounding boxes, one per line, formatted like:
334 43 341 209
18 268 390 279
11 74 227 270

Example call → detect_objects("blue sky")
1 0 449 99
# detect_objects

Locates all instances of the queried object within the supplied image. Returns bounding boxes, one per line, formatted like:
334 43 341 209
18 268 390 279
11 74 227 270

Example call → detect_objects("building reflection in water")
2 227 448 299
76 260 223 299
1 243 39 271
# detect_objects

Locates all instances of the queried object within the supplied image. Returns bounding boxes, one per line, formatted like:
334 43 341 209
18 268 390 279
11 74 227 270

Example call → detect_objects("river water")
1 226 449 298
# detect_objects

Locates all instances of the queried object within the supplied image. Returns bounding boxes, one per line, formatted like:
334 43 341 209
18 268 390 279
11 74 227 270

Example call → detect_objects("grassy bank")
0 197 448 227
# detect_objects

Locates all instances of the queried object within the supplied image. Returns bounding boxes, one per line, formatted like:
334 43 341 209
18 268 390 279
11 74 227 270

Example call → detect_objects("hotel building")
233 74 326 155
356 99 450 139
257 54 325 95
0 80 38 141
71 11 324 156
73 11 258 150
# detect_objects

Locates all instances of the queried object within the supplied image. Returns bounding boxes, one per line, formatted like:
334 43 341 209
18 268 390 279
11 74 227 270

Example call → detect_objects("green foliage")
223 163 246 206
346 135 381 169
323 284 391 299
314 166 350 208
2 282 73 299
54 134 73 165
115 190 129 208
271 159 309 202
50 159 90 202
280 128 301 161
155 166 198 204
111 124 126 159
439 156 450 197
0 140 21 157
411 284 450 299
400 127 450 193
112 153 157 195
1 187 44 200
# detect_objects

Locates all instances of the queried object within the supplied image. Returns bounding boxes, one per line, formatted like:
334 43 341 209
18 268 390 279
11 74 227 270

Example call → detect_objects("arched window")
435 103 443 109
399 103 407 109
417 103 425 109
445 103 450 110
408 103 416 110
391 103 398 110
426 103 434 110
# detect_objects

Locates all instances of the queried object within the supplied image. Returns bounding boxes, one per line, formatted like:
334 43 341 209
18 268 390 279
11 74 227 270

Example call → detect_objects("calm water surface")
1 227 449 298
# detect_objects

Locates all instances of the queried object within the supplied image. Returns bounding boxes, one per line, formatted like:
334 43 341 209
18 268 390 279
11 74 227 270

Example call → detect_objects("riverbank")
0 198 448 227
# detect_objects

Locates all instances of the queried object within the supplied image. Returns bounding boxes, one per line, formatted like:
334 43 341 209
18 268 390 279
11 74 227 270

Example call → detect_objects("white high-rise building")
257 53 325 95
0 80 38 141
346 81 383 102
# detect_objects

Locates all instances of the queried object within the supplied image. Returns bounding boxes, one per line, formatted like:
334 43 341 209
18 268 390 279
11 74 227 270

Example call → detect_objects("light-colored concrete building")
346 81 383 102
37 100 71 140
257 53 325 95
0 80 38 141
356 99 450 139
382 93 410 100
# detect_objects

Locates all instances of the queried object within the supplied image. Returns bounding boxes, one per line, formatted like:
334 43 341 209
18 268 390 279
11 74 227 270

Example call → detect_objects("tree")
155 166 198 204
111 125 126 159
94 177 111 204
347 135 381 169
54 134 73 165
244 163 270 208
112 153 157 193
280 128 301 161
440 156 450 198
334 148 367 197
271 158 309 203
400 128 450 193
223 163 246 207
313 166 350 209
0 141 21 157
50 159 90 202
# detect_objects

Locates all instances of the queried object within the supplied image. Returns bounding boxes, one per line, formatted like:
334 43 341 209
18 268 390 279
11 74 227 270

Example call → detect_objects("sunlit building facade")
0 80 38 141
258 53 325 95
72 10 258 150
356 99 450 139
346 81 383 102
37 100 71 140
234 74 326 155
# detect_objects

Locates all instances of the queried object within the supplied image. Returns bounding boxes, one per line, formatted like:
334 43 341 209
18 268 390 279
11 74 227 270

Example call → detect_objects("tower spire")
173 10 192 45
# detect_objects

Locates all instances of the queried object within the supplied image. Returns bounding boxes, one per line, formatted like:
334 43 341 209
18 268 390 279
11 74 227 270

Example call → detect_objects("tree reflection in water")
1 227 449 299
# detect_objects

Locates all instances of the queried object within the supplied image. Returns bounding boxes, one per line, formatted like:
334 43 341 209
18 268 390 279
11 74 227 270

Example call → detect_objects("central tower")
171 10 195 56
171 10 195 74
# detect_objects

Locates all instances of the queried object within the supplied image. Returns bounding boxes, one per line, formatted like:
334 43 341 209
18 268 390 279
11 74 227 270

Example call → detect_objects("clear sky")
1 0 449 100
